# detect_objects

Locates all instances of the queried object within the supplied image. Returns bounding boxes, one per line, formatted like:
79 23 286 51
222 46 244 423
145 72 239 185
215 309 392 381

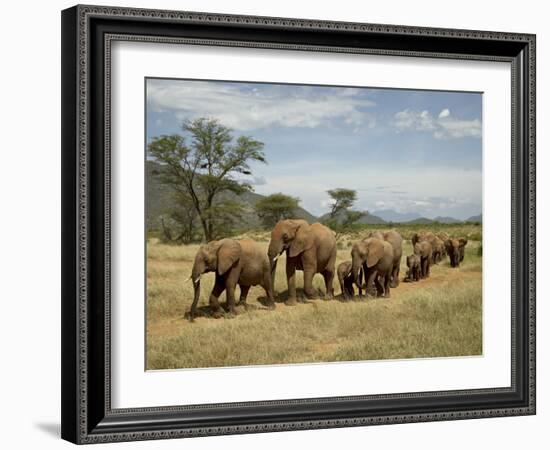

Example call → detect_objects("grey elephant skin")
405 254 421 282
413 241 433 279
367 230 403 287
267 219 337 305
351 237 394 298
444 238 468 268
190 238 275 319
412 231 445 264
337 260 363 300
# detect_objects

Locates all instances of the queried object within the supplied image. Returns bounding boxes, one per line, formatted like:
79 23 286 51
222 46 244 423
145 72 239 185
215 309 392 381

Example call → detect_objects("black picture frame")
61 4 536 444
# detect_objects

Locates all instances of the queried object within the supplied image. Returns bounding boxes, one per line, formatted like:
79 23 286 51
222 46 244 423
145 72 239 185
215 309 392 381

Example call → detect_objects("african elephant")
414 241 433 279
436 232 450 257
445 238 468 268
337 260 363 300
268 219 336 305
351 237 394 298
431 237 445 264
189 238 275 319
367 230 403 287
412 231 444 264
405 254 421 282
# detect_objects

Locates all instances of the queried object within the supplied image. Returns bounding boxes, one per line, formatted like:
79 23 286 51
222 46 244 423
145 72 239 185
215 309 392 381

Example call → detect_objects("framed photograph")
61 5 536 444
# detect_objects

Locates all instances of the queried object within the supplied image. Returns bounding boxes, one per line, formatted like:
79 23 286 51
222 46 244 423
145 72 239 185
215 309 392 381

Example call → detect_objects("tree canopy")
148 118 266 241
324 188 363 235
327 188 358 219
254 193 300 228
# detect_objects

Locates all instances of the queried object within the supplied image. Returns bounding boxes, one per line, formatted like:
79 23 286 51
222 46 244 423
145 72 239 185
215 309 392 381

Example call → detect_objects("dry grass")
146 228 482 370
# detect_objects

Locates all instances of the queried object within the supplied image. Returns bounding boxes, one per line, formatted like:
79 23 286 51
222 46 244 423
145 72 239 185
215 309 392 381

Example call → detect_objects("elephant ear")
289 222 314 258
217 239 242 275
459 238 468 247
444 239 453 252
366 238 385 268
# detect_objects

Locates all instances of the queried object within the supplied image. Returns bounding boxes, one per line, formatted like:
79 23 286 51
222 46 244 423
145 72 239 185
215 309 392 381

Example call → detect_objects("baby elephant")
337 261 363 300
189 238 275 320
405 254 421 282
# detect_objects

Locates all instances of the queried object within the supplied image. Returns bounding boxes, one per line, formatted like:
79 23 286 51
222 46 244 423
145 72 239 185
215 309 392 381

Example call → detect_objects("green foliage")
327 188 357 218
254 193 301 228
147 118 266 241
324 188 363 235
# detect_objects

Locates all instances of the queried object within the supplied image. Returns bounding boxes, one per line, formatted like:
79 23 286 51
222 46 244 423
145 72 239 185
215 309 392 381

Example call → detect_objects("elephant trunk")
189 263 205 320
351 256 364 289
268 240 284 281
268 240 284 262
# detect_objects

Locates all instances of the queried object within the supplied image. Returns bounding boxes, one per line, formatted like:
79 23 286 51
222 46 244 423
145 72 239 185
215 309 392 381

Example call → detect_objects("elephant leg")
224 272 240 315
237 285 250 308
425 259 431 277
322 269 334 300
261 271 276 309
374 276 384 297
303 269 317 299
209 280 225 318
345 278 355 299
390 263 400 288
339 279 348 299
422 258 428 278
285 262 298 306
365 269 378 298
383 274 391 298
358 270 364 297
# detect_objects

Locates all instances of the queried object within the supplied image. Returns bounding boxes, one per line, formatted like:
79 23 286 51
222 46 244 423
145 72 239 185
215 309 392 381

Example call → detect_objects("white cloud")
252 161 481 219
250 176 267 186
148 80 376 131
393 108 481 140
438 108 450 118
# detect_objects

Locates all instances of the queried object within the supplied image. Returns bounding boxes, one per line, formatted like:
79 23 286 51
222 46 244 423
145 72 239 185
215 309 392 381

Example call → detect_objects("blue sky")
146 78 482 220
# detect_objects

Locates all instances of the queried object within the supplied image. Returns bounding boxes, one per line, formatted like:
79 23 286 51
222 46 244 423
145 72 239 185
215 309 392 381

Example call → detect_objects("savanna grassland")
146 224 482 370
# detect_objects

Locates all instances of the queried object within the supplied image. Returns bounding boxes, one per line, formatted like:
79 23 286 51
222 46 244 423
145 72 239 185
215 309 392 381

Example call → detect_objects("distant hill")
433 216 462 224
372 209 421 223
465 214 482 223
146 161 317 230
318 210 386 225
405 217 435 225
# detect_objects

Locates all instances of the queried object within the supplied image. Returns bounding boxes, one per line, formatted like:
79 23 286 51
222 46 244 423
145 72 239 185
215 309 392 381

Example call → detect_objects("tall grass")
146 226 482 370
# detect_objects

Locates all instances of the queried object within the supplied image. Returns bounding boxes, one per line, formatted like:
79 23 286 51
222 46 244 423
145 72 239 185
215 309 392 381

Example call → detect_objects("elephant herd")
188 219 468 320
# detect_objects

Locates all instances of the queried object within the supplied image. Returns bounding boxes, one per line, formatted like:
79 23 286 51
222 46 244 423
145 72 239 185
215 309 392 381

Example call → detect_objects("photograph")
145 78 483 370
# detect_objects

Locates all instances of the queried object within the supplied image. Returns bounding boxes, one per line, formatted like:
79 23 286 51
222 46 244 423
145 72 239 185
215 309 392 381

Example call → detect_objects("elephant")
189 238 275 319
337 260 363 300
267 219 337 305
412 231 444 264
413 241 433 279
445 238 468 268
366 230 403 288
431 237 445 264
436 232 450 257
351 237 394 298
404 254 421 282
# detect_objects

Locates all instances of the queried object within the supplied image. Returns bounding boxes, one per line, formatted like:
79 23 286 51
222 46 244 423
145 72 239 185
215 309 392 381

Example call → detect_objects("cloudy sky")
146 78 482 220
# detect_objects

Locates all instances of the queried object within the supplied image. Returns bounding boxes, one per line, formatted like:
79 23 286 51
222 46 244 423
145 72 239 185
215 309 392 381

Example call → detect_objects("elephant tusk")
272 252 283 262
193 274 202 283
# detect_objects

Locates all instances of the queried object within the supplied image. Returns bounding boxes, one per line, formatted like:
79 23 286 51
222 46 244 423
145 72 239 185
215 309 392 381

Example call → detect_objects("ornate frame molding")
61 5 536 444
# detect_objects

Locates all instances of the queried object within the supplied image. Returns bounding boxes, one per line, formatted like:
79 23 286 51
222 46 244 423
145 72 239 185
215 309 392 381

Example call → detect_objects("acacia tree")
327 188 357 218
148 118 266 241
324 188 363 235
254 193 300 228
